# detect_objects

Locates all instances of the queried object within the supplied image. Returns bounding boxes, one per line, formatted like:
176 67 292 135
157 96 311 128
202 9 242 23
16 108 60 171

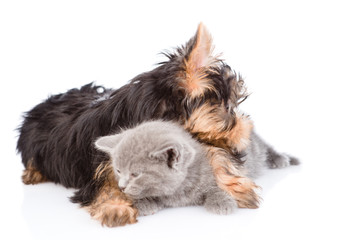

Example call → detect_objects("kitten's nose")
118 178 128 191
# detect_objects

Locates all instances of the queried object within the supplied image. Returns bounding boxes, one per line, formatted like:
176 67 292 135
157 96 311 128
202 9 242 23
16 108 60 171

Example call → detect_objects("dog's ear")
95 134 122 154
185 23 215 70
179 23 218 98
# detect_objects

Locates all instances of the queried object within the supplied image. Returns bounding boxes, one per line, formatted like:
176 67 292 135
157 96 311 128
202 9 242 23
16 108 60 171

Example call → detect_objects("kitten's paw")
87 199 138 227
269 154 300 169
134 198 163 216
269 154 290 168
288 155 300 166
204 191 238 215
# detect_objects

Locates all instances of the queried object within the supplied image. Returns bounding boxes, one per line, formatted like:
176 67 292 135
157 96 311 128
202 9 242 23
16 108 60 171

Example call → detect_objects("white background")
1 1 340 239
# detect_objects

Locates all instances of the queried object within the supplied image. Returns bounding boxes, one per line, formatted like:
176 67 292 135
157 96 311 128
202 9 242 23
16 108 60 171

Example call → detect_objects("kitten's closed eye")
115 168 140 178
130 173 139 178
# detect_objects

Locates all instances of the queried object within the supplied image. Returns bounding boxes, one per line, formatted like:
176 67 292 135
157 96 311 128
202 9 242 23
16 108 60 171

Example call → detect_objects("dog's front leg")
72 162 138 227
184 104 260 208
205 146 261 209
84 178 138 227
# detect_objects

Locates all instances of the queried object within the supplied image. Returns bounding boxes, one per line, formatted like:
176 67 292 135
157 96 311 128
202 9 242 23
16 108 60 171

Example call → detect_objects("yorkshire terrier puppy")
18 23 264 227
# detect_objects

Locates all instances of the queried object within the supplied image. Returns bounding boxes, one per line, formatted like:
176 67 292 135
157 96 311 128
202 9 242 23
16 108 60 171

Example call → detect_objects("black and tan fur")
17 23 258 227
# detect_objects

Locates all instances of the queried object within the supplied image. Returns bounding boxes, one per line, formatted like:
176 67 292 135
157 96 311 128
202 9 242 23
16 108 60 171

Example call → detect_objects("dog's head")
129 23 252 152
165 23 247 109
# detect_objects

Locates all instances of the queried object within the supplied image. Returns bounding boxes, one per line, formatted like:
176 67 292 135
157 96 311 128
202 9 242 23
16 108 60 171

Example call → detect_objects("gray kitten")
95 121 298 216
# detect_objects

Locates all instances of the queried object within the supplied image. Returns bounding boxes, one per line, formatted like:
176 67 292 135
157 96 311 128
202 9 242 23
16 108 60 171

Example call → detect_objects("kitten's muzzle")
118 178 129 190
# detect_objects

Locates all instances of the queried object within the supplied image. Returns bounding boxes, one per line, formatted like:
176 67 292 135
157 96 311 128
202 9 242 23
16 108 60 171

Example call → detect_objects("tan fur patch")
22 159 49 185
226 112 253 152
205 146 261 209
94 161 112 180
86 163 138 227
179 23 218 99
184 103 253 151
179 69 215 99
86 196 138 227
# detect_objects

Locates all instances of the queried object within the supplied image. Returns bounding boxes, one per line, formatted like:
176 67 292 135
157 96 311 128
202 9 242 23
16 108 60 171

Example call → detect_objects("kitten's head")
95 121 196 199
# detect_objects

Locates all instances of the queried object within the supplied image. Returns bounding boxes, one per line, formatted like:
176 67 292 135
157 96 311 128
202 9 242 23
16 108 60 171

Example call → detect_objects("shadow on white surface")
20 165 303 240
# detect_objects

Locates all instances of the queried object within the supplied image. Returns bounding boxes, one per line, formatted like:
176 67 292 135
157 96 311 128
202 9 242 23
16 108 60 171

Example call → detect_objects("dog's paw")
226 177 261 209
235 187 261 209
87 199 138 227
22 159 49 185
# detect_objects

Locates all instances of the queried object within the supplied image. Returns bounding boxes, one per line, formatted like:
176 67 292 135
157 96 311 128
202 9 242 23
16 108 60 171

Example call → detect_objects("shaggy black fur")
17 27 246 207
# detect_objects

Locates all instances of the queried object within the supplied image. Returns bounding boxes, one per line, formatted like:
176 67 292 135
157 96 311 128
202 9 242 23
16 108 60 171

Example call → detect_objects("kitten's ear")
179 23 218 99
95 134 122 154
149 142 196 170
149 145 181 169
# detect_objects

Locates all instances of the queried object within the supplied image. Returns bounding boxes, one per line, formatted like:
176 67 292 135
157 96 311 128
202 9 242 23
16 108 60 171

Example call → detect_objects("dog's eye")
116 169 121 174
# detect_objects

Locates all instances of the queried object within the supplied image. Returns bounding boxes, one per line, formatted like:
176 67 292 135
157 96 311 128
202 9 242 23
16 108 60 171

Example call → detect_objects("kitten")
95 121 299 216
